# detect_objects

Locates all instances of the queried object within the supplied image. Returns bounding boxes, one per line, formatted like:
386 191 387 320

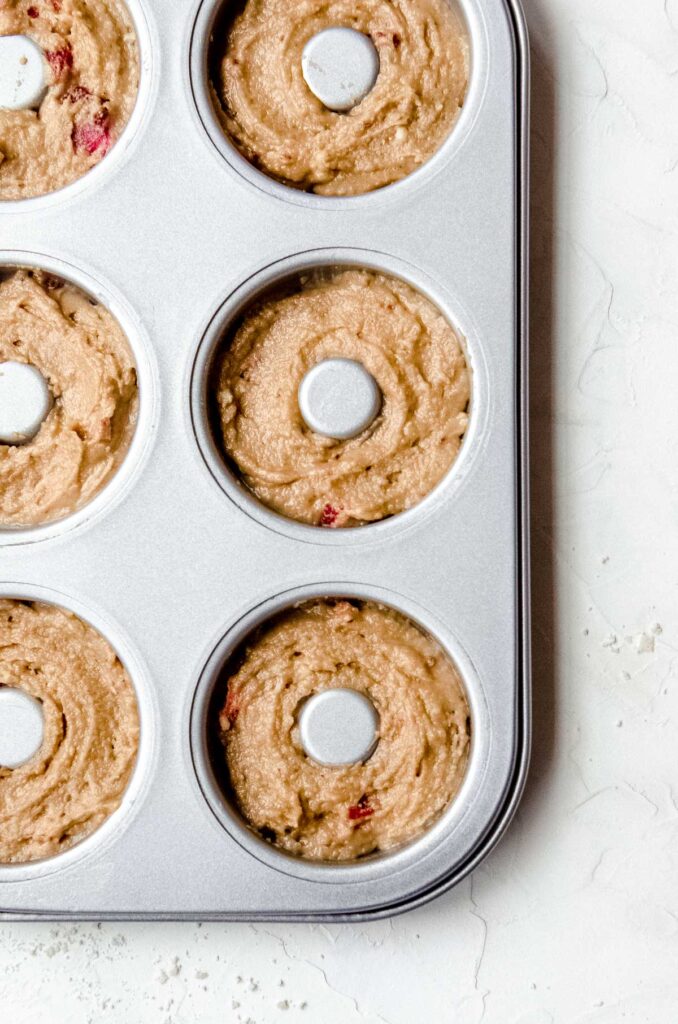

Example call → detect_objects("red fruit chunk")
72 116 111 156
319 503 341 527
51 0 62 10
45 46 73 80
27 6 39 18
223 688 240 726
348 794 374 821
348 805 373 820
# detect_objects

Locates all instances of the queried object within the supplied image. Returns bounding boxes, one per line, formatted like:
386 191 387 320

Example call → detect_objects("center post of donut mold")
0 361 52 445
0 688 44 769
298 357 382 440
298 688 380 767
301 27 380 112
0 35 47 111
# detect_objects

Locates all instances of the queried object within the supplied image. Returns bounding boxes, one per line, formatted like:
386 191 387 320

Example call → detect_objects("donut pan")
0 0 530 920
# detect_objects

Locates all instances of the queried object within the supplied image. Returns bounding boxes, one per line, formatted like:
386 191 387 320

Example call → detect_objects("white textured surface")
0 689 45 769
298 358 382 439
302 28 380 112
0 361 52 444
2 0 677 1018
0 35 46 111
298 688 380 766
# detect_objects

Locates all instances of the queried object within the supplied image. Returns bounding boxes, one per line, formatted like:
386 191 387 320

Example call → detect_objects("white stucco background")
2 0 677 1020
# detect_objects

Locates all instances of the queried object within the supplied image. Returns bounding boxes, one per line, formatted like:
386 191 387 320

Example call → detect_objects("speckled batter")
0 599 139 864
0 0 139 200
0 269 138 528
214 268 470 527
212 0 469 196
219 598 471 862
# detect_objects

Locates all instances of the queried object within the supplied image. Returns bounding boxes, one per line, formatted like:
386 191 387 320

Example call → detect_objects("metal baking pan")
0 0 530 920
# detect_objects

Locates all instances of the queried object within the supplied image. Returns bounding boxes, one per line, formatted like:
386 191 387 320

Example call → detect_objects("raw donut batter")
0 269 138 528
219 598 471 862
0 599 139 864
214 268 470 527
0 0 139 200
212 0 469 196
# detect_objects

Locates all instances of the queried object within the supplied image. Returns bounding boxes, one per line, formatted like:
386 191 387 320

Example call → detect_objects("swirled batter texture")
0 0 139 200
212 0 469 196
219 599 471 861
0 599 139 864
215 269 470 527
0 269 138 527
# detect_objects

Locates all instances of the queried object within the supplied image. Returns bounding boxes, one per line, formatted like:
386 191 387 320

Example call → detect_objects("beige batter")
0 0 139 201
219 599 471 862
213 0 469 196
215 268 470 527
0 269 138 528
0 599 139 864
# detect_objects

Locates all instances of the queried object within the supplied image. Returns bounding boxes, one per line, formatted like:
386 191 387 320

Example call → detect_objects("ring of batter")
213 268 470 528
211 0 469 196
0 0 139 201
0 268 138 528
218 598 471 862
0 599 139 864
